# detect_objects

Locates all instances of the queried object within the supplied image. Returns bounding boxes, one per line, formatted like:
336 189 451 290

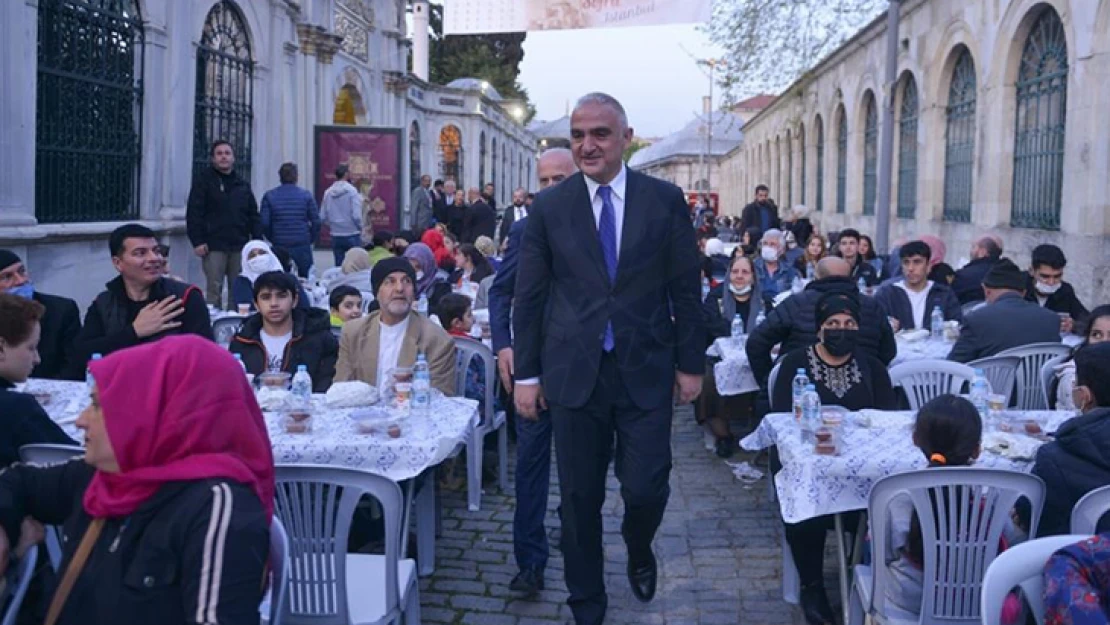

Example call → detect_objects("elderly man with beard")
333 256 456 395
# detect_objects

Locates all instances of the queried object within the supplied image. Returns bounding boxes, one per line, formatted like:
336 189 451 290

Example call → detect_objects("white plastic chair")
962 301 985 317
19 444 84 572
212 316 246 348
767 362 784 411
321 267 343 285
996 343 1071 410
1070 484 1110 535
967 355 1021 406
273 465 419 625
1038 354 1068 411
453 337 509 512
0 545 38 625
889 360 977 410
848 467 1045 625
261 516 290 625
980 534 1090 625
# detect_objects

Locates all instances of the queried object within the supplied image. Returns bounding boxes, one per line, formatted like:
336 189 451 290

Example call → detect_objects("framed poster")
444 0 711 35
314 126 403 239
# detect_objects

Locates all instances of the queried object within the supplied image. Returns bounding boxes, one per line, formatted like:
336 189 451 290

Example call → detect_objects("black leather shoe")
715 436 735 458
510 567 544 597
799 583 835 625
627 552 657 603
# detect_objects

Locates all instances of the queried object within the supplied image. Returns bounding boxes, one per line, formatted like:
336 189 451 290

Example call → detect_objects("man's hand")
1060 315 1074 334
514 383 546 421
497 348 514 393
675 372 703 404
888 317 901 332
193 244 209 257
0 517 44 577
132 297 185 339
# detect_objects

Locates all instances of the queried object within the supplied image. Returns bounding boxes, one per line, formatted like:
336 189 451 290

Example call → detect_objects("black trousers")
550 352 674 625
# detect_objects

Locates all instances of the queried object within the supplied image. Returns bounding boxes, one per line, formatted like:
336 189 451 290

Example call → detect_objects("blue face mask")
6 283 34 300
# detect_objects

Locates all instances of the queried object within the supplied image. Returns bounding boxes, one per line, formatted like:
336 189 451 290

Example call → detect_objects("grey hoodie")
320 180 363 237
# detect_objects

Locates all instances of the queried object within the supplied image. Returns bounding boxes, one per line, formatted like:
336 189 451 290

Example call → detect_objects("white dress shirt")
376 315 411 392
896 280 934 329
514 204 528 222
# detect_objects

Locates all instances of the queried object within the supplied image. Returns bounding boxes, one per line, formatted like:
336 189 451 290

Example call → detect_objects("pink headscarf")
84 335 275 520
919 235 947 268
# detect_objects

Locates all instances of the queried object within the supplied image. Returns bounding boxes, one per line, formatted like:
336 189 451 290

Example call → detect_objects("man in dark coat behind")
0 250 83 380
952 235 1002 305
738 184 781 235
463 187 497 244
1025 243 1088 334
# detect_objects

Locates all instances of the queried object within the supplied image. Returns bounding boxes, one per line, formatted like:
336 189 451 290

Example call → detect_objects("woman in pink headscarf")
0 335 274 625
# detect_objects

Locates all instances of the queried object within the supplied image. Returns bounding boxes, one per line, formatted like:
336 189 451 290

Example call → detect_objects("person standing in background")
186 140 261 309
411 174 434 236
463 187 497 244
739 184 781 235
320 164 364 268
0 250 82 380
260 162 320 278
499 187 529 245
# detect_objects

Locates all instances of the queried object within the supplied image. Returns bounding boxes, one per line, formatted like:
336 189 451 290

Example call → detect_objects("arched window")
815 116 824 212
897 76 919 219
836 106 848 214
490 138 497 194
786 130 793 208
943 48 977 223
1011 8 1068 230
479 131 487 187
862 92 878 216
37 0 144 222
502 149 508 203
440 125 462 183
193 1 254 184
799 124 807 205
409 121 421 191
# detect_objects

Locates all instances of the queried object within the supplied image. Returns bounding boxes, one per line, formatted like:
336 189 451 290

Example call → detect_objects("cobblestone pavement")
418 406 809 625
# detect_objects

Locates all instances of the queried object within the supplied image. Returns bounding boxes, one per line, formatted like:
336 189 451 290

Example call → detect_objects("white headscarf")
705 238 725 257
239 241 284 284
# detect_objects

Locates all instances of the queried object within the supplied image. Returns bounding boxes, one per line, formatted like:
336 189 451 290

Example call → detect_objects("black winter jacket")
1033 407 1110 536
0 378 76 467
186 167 262 252
744 276 897 386
1024 277 1089 324
229 308 338 392
952 256 998 305
0 459 268 625
30 291 82 381
873 281 963 331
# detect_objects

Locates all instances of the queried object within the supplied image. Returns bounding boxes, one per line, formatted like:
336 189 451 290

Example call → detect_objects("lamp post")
697 58 724 205
874 0 902 254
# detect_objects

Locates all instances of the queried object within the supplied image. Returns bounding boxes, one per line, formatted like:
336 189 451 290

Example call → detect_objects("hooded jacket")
229 307 338 392
185 166 262 252
744 275 897 385
319 180 363 237
1033 407 1110 535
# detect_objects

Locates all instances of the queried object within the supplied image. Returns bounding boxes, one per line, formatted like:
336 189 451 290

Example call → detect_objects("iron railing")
836 109 847 214
943 49 977 223
898 78 919 219
863 95 878 216
36 0 144 223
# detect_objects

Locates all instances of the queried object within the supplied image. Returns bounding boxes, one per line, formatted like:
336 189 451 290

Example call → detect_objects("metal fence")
943 48 976 223
898 78 919 219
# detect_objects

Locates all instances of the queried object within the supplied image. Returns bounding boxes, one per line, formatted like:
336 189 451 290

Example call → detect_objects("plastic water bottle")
857 276 868 295
806 263 815 280
86 353 102 392
730 314 744 345
412 352 431 411
970 369 990 419
291 364 312 408
792 369 810 422
930 306 945 340
754 309 767 329
801 384 821 441
701 277 711 302
416 294 429 316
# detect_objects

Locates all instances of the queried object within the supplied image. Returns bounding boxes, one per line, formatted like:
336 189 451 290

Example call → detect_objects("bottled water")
730 314 744 345
931 306 945 339
754 309 767 328
291 364 312 408
86 353 102 392
801 384 821 441
412 352 431 411
806 263 815 280
857 276 868 295
701 277 711 302
416 294 429 316
792 369 809 422
969 369 990 419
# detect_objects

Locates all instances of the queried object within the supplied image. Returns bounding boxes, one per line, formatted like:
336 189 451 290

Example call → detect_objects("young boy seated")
329 285 363 328
438 293 498 413
229 271 338 392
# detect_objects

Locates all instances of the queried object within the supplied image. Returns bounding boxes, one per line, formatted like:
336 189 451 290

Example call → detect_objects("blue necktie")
598 186 618 351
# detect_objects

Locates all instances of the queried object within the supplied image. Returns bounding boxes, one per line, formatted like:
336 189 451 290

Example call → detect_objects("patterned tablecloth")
739 409 1077 524
890 336 955 367
706 337 760 397
27 378 478 483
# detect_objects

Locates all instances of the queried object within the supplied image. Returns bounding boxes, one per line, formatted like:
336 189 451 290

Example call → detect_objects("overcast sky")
517 24 726 139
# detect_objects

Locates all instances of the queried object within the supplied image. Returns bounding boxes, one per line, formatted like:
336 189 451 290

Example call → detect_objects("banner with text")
314 126 403 241
444 0 712 35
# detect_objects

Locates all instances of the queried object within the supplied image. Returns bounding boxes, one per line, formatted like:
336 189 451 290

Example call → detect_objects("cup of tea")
987 393 1007 414
237 303 250 316
391 367 413 409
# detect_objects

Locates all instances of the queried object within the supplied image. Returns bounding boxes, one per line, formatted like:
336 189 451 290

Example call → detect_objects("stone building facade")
628 111 744 199
0 0 534 310
720 0 1110 305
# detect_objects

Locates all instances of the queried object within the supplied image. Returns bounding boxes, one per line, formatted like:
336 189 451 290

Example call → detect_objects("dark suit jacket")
513 170 705 411
489 218 525 353
463 200 496 244
739 201 781 234
31 291 82 380
952 256 998 305
498 206 523 243
947 292 1062 363
432 191 448 225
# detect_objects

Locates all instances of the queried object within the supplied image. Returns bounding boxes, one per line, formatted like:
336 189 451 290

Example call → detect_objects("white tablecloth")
739 409 1076 524
891 336 954 367
706 337 760 396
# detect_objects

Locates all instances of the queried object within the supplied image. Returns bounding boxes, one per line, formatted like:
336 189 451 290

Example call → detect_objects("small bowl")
821 406 848 427
282 413 312 434
350 407 399 436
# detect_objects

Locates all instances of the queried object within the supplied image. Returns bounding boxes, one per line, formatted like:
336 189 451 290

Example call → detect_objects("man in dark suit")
948 258 1061 363
0 250 82 380
498 187 529 244
513 93 704 625
434 179 455 228
739 184 780 235
952 235 1003 305
462 187 496 244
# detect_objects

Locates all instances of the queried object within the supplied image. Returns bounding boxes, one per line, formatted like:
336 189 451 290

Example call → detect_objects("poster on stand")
314 126 403 242
444 0 712 35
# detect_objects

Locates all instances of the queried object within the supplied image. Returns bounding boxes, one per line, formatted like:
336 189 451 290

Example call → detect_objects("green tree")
623 140 649 163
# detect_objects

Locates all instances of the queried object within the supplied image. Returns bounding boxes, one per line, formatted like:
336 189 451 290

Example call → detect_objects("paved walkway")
419 406 809 625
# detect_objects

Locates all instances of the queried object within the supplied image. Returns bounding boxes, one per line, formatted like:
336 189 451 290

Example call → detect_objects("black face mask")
822 329 858 357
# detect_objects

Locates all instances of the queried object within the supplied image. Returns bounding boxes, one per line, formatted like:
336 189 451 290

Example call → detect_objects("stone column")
0 0 39 226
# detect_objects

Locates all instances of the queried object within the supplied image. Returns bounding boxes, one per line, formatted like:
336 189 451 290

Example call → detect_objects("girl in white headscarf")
231 241 287 311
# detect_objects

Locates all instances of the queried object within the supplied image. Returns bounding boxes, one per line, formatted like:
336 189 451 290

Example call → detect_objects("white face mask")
729 284 752 297
1036 281 1061 295
415 270 425 281
247 255 272 274
761 246 779 262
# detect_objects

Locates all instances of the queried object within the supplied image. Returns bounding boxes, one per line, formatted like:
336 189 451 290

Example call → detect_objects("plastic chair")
19 444 84 572
767 362 783 411
273 465 419 625
765 362 785 504
1070 484 1110 535
966 355 1021 406
980 534 1090 625
0 546 38 625
321 267 343 285
1038 354 1068 411
889 360 976 410
261 516 290 625
996 343 1072 410
848 467 1045 625
962 301 985 317
453 337 509 512
212 316 246 348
